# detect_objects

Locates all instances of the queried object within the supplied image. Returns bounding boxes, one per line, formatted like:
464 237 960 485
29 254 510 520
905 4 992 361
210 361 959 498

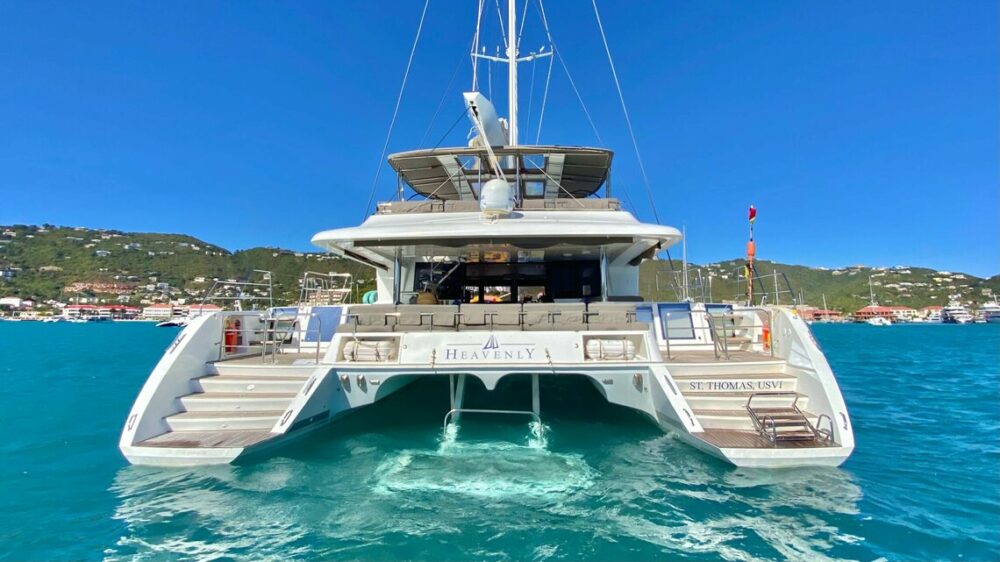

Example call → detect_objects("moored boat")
979 301 1000 324
942 297 974 324
119 2 854 469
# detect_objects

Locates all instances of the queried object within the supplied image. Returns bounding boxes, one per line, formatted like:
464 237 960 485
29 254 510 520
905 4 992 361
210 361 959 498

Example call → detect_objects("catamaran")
119 1 854 468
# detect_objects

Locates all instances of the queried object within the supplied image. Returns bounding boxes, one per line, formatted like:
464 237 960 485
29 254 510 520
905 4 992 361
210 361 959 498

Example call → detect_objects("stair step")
693 408 816 431
165 410 284 431
209 364 317 377
674 373 797 394
179 392 297 412
683 391 808 410
773 431 818 440
137 429 275 449
196 375 308 394
665 360 787 376
760 419 810 427
750 408 802 416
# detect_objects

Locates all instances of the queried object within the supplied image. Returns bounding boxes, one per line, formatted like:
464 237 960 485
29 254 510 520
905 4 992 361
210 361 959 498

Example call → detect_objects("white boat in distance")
120 2 854 469
979 301 1000 324
866 317 891 326
942 297 974 324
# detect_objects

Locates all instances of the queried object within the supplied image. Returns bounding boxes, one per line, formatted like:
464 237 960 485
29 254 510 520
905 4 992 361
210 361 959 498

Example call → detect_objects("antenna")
469 0 551 146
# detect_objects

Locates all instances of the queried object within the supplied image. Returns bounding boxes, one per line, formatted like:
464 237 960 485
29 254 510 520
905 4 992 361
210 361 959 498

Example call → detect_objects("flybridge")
387 146 614 201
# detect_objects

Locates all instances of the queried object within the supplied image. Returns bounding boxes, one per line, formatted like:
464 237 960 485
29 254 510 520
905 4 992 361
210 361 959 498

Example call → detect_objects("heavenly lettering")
444 348 536 361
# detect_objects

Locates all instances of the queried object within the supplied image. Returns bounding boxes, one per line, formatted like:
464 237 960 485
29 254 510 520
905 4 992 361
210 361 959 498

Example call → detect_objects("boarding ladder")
746 392 824 445
442 373 542 434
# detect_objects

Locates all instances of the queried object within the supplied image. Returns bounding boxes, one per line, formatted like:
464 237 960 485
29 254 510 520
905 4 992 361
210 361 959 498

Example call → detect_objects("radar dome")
479 179 514 217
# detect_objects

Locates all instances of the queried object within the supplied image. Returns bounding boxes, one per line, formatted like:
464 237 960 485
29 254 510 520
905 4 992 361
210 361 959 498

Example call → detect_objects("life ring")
362 290 378 304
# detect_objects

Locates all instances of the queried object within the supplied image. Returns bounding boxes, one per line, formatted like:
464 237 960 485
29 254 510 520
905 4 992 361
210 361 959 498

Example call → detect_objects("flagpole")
747 205 756 306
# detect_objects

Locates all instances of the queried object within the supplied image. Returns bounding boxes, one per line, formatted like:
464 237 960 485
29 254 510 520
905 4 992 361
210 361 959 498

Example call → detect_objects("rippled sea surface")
1 322 997 561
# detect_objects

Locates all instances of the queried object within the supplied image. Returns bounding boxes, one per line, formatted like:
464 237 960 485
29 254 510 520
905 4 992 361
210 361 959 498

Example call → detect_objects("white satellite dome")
479 178 514 217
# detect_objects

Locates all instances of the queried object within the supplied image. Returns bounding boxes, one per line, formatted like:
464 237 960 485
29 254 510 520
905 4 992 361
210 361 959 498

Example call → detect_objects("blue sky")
1 1 996 276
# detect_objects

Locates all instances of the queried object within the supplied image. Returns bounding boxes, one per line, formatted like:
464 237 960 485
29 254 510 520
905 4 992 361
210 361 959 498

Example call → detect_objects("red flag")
748 205 757 224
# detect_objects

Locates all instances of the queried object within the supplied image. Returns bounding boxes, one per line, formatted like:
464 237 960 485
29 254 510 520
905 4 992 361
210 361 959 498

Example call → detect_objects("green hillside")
0 224 375 306
1 223 996 312
639 258 1000 312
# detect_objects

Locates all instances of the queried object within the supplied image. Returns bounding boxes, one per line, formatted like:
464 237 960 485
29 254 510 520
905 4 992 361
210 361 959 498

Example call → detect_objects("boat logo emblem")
483 334 500 350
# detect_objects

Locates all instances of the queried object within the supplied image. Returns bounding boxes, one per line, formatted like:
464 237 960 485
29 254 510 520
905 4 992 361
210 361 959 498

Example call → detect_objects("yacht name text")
443 348 536 361
687 380 784 391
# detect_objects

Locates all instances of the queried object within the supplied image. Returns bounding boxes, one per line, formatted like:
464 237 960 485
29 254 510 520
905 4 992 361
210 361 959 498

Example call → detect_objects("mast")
469 0 549 144
507 0 519 145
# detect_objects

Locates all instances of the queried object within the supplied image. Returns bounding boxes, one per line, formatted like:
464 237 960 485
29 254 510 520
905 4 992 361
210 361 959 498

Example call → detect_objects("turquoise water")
1 322 998 561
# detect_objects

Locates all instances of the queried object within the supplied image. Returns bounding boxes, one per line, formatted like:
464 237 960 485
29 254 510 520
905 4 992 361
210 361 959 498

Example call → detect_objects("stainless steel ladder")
746 391 818 445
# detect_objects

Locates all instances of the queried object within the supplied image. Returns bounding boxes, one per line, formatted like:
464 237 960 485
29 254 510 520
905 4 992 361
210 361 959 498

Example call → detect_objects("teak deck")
698 429 833 449
138 430 275 449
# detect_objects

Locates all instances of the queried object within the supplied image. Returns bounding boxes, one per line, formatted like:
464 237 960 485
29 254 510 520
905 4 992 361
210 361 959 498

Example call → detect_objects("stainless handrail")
815 413 835 444
342 303 649 332
747 390 799 411
442 408 541 432
661 308 773 360
200 269 274 310
217 311 268 361
222 311 326 364
762 416 778 445
704 313 724 359
747 391 822 446
299 272 353 306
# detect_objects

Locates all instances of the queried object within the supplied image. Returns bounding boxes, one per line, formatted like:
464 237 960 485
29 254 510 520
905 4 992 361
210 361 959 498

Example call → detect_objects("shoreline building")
887 306 918 323
853 305 896 323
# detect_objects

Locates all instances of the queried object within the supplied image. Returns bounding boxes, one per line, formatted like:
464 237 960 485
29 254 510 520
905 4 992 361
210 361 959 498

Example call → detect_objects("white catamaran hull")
120 306 854 469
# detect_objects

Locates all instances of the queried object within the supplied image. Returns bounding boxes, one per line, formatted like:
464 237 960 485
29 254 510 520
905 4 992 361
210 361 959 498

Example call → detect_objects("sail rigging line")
409 162 470 212
591 0 661 224
523 51 538 143
535 0 636 217
471 0 485 90
532 0 638 217
536 167 586 207
487 52 494 100
534 49 554 145
419 51 468 147
554 48 603 145
517 0 530 49
494 0 508 51
535 0 603 145
361 0 432 219
431 106 470 150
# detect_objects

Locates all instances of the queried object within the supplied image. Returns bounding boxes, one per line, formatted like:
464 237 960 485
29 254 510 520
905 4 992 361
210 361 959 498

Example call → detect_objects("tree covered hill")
640 258 1000 311
0 224 374 305
1 223 997 311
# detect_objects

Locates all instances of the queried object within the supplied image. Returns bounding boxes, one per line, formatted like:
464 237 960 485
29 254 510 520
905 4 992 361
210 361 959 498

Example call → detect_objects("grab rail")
660 307 774 360
747 390 799 411
257 313 323 364
815 413 835 444
704 313 728 360
218 311 326 364
762 416 778 447
442 408 541 432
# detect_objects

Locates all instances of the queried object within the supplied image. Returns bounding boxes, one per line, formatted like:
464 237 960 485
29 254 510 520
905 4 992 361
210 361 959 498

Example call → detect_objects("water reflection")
107 376 869 561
